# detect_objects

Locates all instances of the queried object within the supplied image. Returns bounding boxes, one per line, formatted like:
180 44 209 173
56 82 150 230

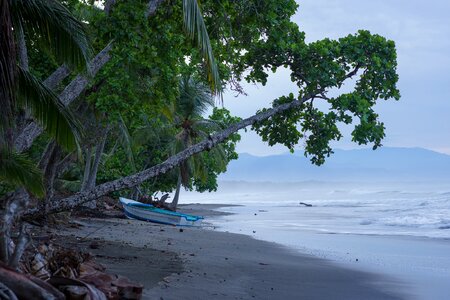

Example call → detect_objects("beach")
60 204 406 300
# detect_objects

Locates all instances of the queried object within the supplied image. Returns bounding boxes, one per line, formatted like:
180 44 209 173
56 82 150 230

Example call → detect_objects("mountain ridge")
220 147 450 182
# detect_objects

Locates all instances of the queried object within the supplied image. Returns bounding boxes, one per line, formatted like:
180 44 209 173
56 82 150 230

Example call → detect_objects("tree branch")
25 92 315 218
13 0 167 153
42 65 71 91
13 43 113 153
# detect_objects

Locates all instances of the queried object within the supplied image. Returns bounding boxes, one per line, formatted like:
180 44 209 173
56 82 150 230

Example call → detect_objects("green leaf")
183 0 221 94
0 148 44 197
11 0 92 68
16 66 81 150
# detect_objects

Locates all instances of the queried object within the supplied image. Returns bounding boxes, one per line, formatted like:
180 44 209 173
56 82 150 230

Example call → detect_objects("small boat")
119 197 204 226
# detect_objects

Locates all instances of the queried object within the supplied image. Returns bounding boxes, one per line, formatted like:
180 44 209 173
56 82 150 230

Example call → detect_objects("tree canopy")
1 0 399 215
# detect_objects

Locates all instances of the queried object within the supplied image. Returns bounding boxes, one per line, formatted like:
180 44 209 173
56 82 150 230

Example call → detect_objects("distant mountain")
219 147 450 182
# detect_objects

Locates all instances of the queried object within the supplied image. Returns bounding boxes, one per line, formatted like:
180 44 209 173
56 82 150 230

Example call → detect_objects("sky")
221 0 450 156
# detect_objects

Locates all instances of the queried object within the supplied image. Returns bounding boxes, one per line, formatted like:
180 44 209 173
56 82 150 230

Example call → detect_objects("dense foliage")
1 0 400 205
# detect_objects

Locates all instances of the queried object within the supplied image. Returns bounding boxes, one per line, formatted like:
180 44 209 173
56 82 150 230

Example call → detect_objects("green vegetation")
1 0 399 270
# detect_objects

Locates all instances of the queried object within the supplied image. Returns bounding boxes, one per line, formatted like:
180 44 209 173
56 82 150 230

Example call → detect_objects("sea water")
183 181 450 238
181 181 450 300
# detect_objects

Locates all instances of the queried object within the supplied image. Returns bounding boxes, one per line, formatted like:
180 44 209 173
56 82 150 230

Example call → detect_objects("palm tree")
0 0 91 196
168 75 227 210
183 0 221 94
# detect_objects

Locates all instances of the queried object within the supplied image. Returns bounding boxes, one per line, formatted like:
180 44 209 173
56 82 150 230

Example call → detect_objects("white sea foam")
181 181 450 300
182 181 450 238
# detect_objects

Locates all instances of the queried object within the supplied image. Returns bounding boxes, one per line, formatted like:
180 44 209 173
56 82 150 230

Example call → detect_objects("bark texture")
85 126 109 191
170 174 182 210
25 93 312 218
17 29 28 70
13 44 113 153
8 224 29 270
13 0 167 153
42 65 71 91
0 189 29 262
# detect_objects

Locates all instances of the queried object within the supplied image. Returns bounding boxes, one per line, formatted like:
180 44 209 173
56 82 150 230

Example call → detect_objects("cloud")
222 0 450 155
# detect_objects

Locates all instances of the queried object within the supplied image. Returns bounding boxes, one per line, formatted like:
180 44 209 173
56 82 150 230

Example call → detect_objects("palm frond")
210 144 227 170
0 148 44 196
11 0 92 68
16 66 81 150
183 0 221 94
178 75 215 118
55 178 81 193
192 119 223 132
192 153 208 183
117 115 136 172
0 0 16 143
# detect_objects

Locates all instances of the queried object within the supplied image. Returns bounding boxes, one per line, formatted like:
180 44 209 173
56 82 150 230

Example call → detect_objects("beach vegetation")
0 0 400 284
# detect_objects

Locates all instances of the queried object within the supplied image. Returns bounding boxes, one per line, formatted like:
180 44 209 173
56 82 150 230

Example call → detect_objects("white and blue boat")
119 197 203 226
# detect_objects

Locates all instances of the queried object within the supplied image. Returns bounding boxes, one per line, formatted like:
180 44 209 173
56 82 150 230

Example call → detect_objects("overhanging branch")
25 92 313 218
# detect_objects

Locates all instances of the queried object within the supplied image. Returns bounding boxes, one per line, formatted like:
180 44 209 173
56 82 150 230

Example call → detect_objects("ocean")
181 181 450 299
183 181 450 238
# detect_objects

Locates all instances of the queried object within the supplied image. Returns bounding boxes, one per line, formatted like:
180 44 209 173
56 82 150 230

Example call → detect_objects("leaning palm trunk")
13 0 218 153
24 90 318 218
80 127 109 208
86 126 109 191
170 173 182 211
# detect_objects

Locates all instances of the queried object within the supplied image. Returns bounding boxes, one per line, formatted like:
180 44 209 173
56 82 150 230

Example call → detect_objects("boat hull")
119 197 203 226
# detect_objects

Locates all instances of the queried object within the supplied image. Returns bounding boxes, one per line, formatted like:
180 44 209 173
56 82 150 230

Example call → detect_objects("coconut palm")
0 0 91 196
183 0 221 94
168 75 227 210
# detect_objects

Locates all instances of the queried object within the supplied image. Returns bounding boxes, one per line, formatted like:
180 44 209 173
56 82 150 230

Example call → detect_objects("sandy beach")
58 204 406 300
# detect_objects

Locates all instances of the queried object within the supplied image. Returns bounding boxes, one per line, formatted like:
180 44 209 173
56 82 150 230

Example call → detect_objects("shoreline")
60 204 406 300
201 204 450 300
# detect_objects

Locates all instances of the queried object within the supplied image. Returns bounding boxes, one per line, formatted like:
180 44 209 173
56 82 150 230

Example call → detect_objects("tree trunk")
86 126 109 190
13 0 167 153
17 26 28 70
55 152 77 179
80 147 93 192
42 65 71 91
12 43 113 153
38 141 57 171
82 127 109 208
42 146 62 209
8 224 29 270
24 91 315 218
0 189 29 263
170 174 182 211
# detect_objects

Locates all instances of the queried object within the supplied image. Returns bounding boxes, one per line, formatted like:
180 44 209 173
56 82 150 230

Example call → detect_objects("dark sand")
62 204 406 300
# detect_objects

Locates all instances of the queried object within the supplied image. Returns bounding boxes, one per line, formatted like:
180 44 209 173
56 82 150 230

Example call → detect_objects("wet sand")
63 204 406 300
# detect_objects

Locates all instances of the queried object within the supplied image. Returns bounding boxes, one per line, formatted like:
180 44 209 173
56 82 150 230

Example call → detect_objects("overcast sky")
221 0 450 156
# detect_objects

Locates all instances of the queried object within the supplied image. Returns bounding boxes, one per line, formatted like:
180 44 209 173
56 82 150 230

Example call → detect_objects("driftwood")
299 202 313 207
0 282 18 300
0 262 65 300
48 277 107 300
